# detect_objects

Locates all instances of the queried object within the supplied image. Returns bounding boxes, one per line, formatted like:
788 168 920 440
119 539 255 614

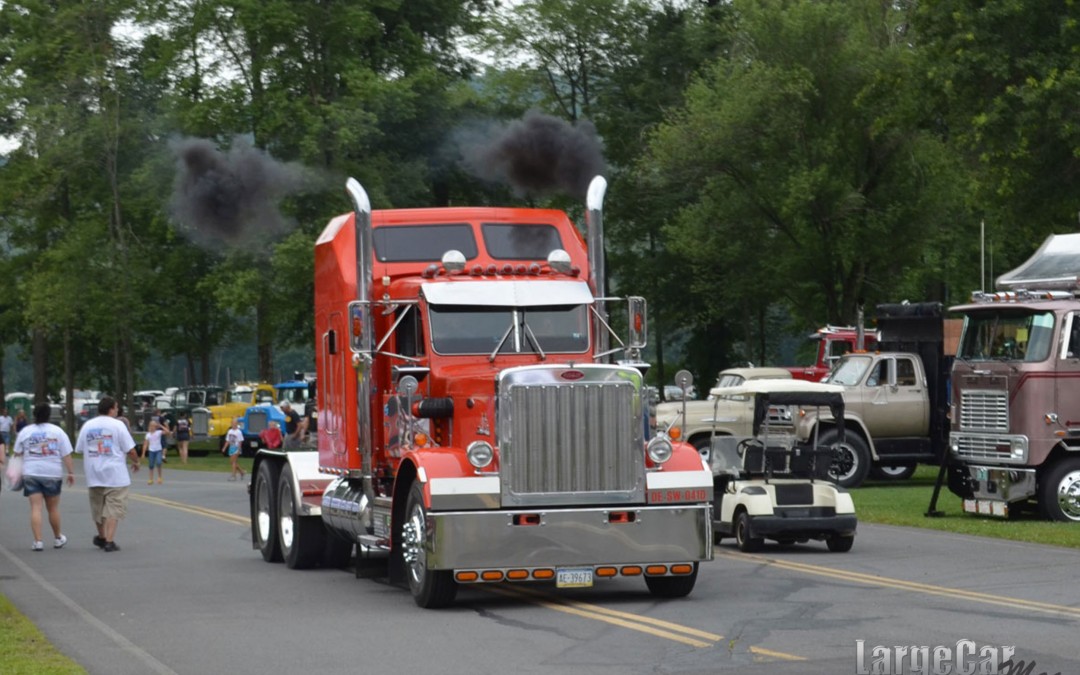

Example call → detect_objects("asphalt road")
1 465 1078 675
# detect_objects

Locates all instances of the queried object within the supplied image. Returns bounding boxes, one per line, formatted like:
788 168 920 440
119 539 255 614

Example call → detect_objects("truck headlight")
647 437 673 464
467 441 494 469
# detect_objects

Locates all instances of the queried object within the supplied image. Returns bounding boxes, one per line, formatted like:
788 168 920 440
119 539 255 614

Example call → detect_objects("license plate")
556 567 593 588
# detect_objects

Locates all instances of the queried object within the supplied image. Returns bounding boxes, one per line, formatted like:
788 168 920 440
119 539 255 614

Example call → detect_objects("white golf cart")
701 379 857 553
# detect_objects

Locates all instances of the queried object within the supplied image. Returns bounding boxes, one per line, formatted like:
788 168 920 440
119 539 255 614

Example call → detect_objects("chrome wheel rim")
1057 470 1080 521
402 502 427 585
257 479 272 543
279 486 294 549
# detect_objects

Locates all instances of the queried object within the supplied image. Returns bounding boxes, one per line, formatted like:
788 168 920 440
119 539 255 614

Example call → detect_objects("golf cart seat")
739 439 765 475
789 444 835 481
764 446 789 474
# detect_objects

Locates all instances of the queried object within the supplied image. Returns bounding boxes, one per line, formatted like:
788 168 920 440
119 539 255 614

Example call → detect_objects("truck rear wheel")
644 564 698 598
822 430 871 489
1038 457 1080 522
401 481 458 608
279 464 325 569
253 461 282 562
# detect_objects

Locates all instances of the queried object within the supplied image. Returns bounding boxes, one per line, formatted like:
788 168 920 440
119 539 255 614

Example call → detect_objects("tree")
914 0 1080 275
636 0 967 373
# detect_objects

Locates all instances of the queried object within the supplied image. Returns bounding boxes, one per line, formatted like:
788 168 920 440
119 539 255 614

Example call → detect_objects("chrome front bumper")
426 504 713 569
962 464 1037 503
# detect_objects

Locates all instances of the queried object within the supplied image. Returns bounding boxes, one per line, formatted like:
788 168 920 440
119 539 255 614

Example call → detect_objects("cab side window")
866 361 887 387
896 358 917 386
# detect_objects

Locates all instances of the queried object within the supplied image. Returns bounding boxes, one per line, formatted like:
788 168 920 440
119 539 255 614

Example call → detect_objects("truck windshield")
824 355 873 386
958 311 1055 362
429 304 589 355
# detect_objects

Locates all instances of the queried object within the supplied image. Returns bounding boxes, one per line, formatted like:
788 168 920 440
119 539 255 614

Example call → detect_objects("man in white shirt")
0 408 13 451
75 396 139 552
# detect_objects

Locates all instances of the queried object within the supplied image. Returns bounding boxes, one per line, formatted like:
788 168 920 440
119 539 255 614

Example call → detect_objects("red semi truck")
248 176 714 607
786 325 877 382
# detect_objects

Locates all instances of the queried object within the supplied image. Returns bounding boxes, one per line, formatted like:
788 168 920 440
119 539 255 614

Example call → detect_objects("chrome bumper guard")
963 464 1037 503
426 504 713 570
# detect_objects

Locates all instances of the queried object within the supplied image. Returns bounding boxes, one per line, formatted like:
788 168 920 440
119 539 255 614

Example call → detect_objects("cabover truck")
249 176 714 608
946 234 1080 521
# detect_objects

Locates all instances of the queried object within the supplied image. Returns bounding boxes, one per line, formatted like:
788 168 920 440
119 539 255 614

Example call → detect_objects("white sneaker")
54 534 67 549
32 541 44 552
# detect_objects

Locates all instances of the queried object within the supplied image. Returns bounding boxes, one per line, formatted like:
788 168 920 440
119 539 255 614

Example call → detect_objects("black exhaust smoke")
169 136 316 250
459 111 606 200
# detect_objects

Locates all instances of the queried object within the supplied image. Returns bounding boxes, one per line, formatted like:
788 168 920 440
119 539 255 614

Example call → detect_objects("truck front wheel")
401 482 458 608
253 461 282 562
822 430 871 489
1038 457 1080 522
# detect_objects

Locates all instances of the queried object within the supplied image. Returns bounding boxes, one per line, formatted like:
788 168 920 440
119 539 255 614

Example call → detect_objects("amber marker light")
481 571 504 582
670 564 694 575
456 571 479 582
646 565 668 575
595 567 618 578
413 432 428 447
532 569 555 580
507 570 529 580
620 566 643 576
668 427 682 441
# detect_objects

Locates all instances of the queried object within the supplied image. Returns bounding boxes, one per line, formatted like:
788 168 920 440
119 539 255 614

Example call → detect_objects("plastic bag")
5 453 23 491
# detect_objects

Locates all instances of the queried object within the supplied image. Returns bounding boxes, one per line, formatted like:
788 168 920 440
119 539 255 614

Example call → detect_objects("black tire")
734 510 763 553
400 481 458 608
822 429 871 489
253 461 282 562
869 463 917 481
826 535 855 552
1038 457 1080 522
279 464 325 569
644 564 698 598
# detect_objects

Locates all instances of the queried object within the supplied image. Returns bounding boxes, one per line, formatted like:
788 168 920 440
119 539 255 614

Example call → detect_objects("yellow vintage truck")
192 383 276 448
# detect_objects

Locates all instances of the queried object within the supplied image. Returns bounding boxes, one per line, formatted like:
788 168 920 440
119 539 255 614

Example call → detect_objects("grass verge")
0 595 85 674
853 465 1080 549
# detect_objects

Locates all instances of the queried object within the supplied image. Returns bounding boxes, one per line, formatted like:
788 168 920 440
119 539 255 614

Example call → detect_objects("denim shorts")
23 476 62 498
147 450 163 469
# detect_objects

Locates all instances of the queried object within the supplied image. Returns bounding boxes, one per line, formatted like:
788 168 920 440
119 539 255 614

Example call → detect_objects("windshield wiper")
489 323 515 363
522 322 546 361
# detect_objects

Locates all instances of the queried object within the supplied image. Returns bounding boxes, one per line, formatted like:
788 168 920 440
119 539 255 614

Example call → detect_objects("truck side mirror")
628 296 647 349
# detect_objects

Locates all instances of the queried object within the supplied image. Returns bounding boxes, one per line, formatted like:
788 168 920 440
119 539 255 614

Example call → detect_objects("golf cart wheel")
734 510 763 553
826 535 854 553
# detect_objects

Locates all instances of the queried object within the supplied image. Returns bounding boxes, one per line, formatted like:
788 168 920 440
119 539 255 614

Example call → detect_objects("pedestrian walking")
174 415 191 464
74 396 139 552
281 402 302 449
13 403 75 551
224 419 245 482
14 409 28 434
141 420 165 485
0 407 12 451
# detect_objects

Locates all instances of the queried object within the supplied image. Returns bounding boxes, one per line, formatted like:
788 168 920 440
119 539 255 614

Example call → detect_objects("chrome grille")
959 390 1008 432
952 432 1027 463
246 410 269 434
192 410 210 436
499 365 645 507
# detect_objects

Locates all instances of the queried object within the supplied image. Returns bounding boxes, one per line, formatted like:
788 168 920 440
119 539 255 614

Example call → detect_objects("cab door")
859 356 929 437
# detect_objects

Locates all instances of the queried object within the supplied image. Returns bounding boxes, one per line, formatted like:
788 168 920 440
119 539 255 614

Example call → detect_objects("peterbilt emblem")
561 370 585 381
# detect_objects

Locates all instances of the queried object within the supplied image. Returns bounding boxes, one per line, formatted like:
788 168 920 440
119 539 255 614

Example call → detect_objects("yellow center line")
718 551 1080 620
131 493 249 526
483 585 714 648
505 583 723 641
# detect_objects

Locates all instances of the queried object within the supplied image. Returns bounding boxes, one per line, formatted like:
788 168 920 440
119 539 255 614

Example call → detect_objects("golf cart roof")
712 378 844 402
